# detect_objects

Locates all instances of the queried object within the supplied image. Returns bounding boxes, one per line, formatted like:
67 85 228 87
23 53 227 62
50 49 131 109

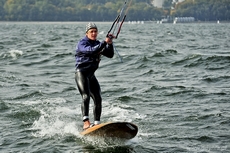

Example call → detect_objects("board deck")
80 122 138 139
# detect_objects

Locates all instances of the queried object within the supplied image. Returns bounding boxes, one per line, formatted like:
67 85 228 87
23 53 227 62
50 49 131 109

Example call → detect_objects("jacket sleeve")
77 40 107 55
101 44 114 58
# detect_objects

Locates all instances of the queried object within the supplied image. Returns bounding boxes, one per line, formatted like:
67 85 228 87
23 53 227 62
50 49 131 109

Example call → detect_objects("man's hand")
105 34 115 44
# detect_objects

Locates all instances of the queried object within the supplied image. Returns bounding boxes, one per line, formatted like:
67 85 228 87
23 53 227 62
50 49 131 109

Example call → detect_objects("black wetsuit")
75 36 114 122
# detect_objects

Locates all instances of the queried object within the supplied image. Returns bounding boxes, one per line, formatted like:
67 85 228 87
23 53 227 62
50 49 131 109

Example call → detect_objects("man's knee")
82 94 90 103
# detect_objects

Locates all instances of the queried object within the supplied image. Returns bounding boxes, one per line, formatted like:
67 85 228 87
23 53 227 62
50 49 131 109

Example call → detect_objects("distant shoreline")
0 21 229 24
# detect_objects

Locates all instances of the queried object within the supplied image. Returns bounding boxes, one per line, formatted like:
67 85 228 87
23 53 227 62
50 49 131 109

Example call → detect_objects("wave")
202 75 230 83
10 109 41 122
12 91 43 100
173 54 230 70
41 43 54 48
0 100 9 111
172 54 201 66
1 50 23 60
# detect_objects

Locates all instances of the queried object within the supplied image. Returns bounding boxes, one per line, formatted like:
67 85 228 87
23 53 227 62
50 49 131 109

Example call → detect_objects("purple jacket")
75 36 114 71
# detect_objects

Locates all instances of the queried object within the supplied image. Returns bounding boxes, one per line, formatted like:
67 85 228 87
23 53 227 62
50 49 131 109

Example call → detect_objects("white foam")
23 97 66 105
99 31 104 35
31 109 80 138
30 98 81 138
8 49 23 59
30 98 143 143
103 101 146 122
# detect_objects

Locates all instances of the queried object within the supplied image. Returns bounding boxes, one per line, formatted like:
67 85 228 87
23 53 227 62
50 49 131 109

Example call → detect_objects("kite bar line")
107 0 132 38
107 1 127 37
115 0 132 38
107 0 132 62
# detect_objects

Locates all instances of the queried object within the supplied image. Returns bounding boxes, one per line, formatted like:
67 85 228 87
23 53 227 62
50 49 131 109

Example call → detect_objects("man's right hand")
105 34 115 44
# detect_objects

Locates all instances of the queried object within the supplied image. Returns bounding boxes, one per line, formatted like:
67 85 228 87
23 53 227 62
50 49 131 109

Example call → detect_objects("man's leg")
75 71 91 129
89 75 102 125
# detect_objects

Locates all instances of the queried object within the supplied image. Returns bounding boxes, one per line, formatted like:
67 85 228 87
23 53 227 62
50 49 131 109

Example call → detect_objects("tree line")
0 0 229 21
0 0 163 21
171 0 230 21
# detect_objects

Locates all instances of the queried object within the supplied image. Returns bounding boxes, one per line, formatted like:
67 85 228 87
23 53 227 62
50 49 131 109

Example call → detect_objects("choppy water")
0 21 230 153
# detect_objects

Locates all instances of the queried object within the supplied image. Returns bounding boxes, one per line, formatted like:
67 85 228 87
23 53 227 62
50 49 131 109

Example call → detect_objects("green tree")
173 0 230 21
1 0 229 21
0 0 5 20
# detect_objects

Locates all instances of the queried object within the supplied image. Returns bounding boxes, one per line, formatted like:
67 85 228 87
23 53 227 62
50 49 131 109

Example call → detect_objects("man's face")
86 28 98 40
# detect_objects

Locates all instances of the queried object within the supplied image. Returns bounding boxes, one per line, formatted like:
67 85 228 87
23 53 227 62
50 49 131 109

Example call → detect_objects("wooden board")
80 122 138 139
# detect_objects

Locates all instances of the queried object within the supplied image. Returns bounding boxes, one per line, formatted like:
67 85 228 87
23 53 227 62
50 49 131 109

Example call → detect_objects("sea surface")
0 21 230 153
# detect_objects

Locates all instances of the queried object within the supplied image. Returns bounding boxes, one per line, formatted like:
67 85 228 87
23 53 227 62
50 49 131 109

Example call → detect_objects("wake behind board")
80 122 138 139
